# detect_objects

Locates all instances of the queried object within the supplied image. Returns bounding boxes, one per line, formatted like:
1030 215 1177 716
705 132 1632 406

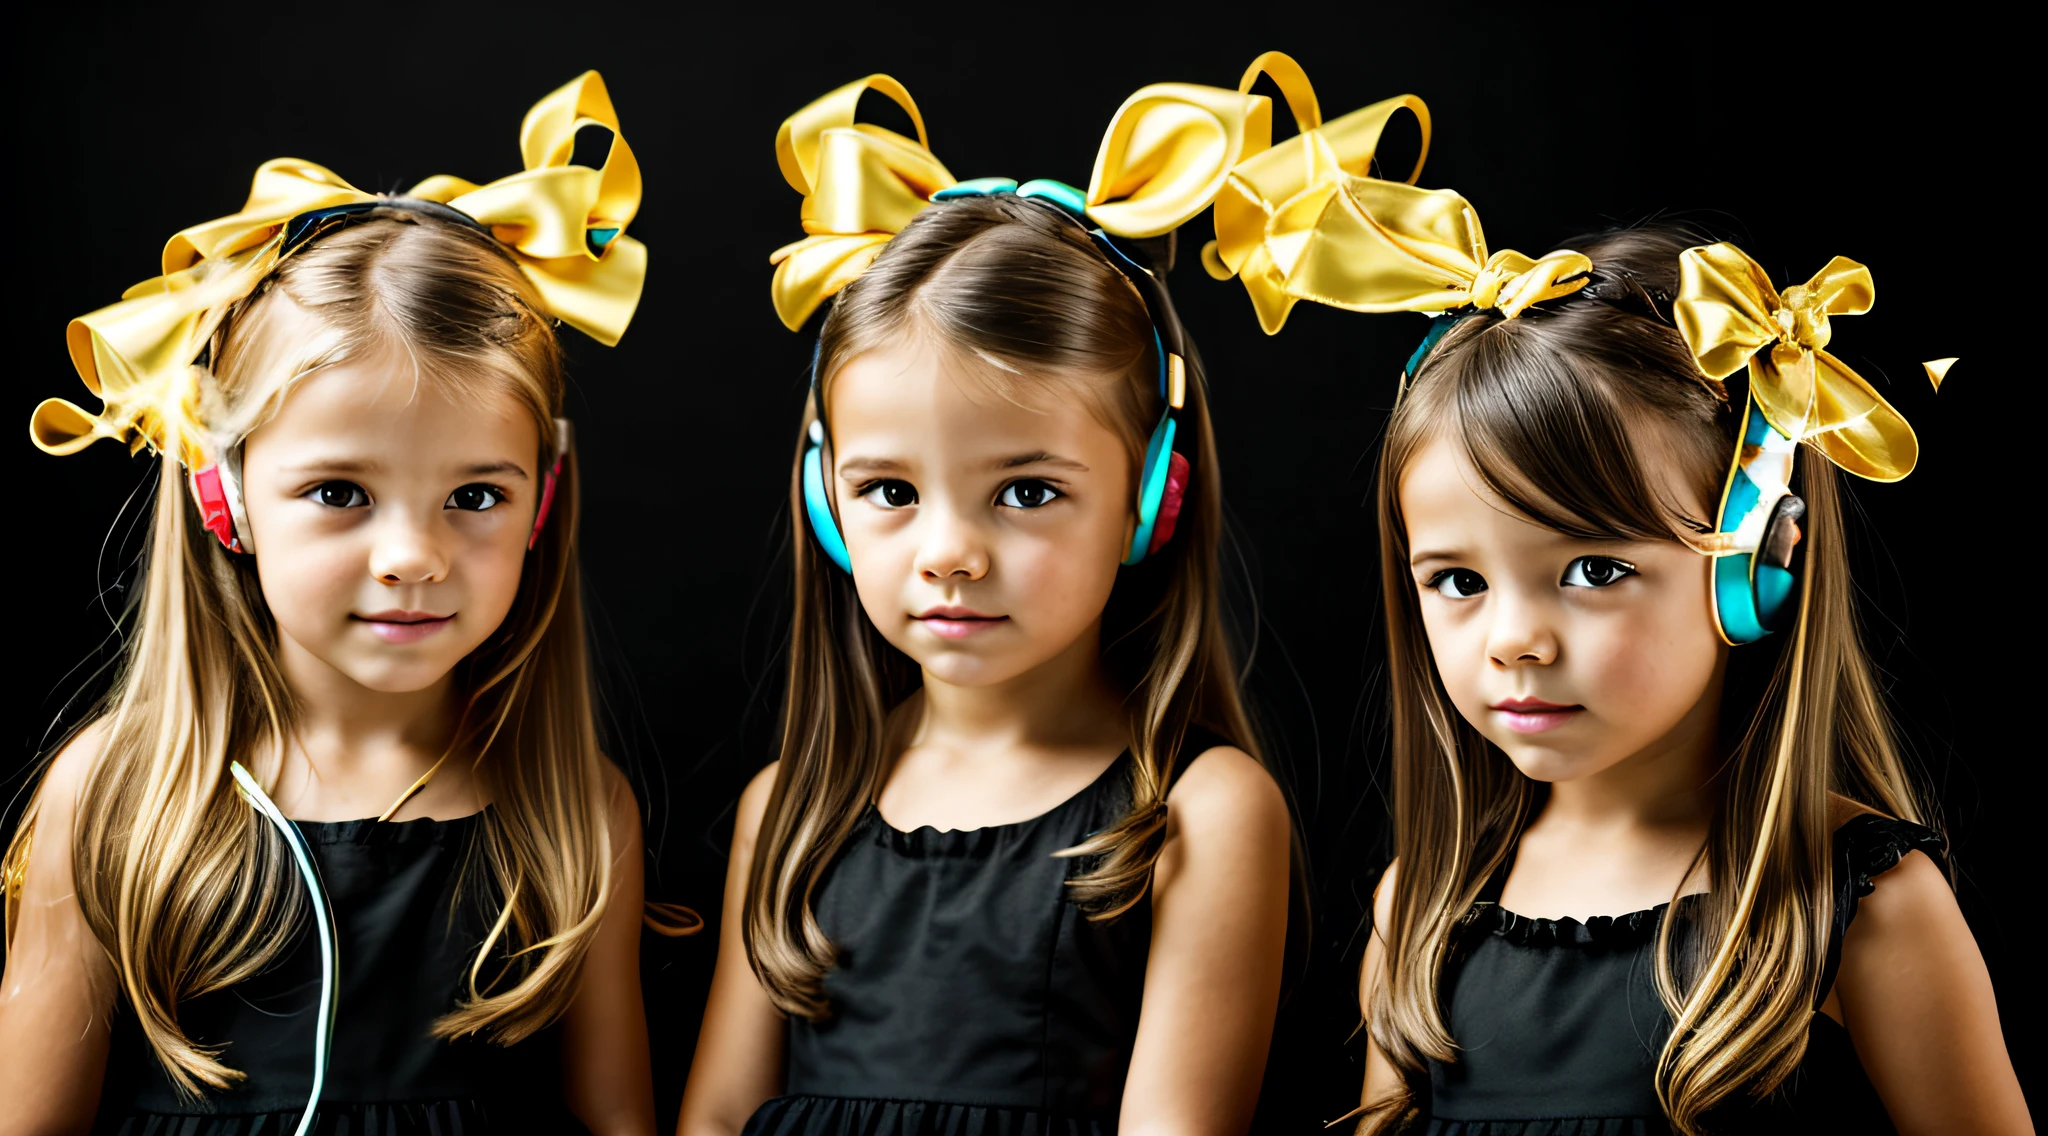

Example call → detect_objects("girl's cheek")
263 533 356 614
1579 600 1714 735
463 537 528 636
1420 605 1487 717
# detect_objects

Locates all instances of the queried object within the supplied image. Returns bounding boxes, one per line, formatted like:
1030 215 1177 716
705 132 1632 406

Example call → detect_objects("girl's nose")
914 504 990 582
369 512 451 585
1485 595 1560 668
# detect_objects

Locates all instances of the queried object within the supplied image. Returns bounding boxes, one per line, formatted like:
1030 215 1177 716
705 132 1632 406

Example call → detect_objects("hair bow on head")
1200 54 1585 334
1675 243 1917 482
768 74 1273 331
31 71 647 467
1199 52 1433 334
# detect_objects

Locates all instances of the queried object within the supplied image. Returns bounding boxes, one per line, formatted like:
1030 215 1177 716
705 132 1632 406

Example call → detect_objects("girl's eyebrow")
997 452 1089 472
837 456 910 476
282 458 382 475
279 458 529 478
460 461 529 479
1409 548 1464 567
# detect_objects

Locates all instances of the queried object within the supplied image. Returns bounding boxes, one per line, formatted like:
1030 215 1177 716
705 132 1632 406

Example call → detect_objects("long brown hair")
745 195 1275 1017
3 209 618 1093
1363 225 1928 1132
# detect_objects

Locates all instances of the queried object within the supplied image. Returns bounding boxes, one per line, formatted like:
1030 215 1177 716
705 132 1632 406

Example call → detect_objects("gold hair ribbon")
1200 52 1432 334
769 76 955 332
769 75 1270 330
1675 243 1917 481
32 71 646 465
1199 55 1584 333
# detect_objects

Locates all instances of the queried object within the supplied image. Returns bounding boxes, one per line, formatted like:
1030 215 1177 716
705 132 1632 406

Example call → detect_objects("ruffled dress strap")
1815 813 1946 1009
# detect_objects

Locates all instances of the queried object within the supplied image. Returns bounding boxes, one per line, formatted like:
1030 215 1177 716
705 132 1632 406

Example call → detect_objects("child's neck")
915 630 1125 751
878 625 1127 834
269 636 470 821
1503 673 1722 919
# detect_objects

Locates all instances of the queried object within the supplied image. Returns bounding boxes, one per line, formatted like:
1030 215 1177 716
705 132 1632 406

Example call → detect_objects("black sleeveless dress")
1421 814 1943 1134
742 734 1222 1136
93 811 585 1135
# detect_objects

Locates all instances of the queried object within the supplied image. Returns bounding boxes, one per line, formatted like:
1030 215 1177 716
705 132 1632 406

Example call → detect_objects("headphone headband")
280 198 496 258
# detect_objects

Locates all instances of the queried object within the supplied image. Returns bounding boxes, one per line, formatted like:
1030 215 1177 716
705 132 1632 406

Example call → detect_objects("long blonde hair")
744 195 1283 1018
3 210 616 1094
1363 226 1928 1133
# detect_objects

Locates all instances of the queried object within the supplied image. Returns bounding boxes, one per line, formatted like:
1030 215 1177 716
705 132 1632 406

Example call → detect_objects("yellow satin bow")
1675 243 1917 482
769 74 1274 331
32 71 646 467
1200 54 1586 333
1200 52 1433 333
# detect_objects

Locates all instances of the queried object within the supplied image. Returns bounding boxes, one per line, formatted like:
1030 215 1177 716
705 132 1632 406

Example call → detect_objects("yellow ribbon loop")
33 71 648 464
769 76 955 331
1084 80 1271 240
411 71 646 346
768 75 1269 331
1198 52 1435 334
1675 242 1916 482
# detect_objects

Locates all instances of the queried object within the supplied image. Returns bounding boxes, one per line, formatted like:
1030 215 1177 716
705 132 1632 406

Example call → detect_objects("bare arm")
561 764 656 1136
1119 747 1292 1136
0 723 116 1136
1357 860 1405 1118
1835 850 2031 1135
676 764 786 1135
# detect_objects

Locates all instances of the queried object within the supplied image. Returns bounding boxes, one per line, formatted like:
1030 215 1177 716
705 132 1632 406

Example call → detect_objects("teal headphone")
802 178 1192 575
1709 396 1806 644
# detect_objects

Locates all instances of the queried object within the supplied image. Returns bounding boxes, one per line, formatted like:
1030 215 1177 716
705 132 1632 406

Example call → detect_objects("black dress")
743 734 1222 1136
1421 814 1944 1134
93 811 584 1135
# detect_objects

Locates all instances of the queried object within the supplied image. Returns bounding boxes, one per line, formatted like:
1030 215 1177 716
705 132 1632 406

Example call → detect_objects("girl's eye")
312 481 369 509
1428 568 1488 599
863 480 918 509
997 479 1061 509
1561 556 1637 588
446 484 504 512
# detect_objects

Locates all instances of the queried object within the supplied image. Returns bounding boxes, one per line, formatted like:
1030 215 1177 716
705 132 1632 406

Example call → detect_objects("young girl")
1204 79 2027 1130
678 75 1299 1134
2 73 665 1135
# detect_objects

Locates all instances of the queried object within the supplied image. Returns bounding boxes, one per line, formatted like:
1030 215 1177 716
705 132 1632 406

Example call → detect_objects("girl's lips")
354 611 454 644
914 608 1008 641
1490 698 1584 735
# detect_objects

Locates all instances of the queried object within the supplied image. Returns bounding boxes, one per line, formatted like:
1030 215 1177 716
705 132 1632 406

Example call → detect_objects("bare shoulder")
1824 794 1955 923
37 719 114 821
594 756 644 849
1851 844 1957 936
1372 859 1401 928
734 762 781 850
1165 745 1288 839
46 719 113 788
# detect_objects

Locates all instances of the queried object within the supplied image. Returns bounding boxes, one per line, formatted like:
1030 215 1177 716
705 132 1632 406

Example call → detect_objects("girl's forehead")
829 340 1117 444
1400 435 1547 542
254 359 537 454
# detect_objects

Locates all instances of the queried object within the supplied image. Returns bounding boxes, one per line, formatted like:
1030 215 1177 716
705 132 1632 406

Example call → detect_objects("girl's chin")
328 655 469 695
1492 742 1627 785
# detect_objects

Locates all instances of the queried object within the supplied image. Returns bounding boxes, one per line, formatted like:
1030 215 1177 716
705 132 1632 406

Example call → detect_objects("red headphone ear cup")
1147 452 1191 555
528 457 562 550
190 465 243 553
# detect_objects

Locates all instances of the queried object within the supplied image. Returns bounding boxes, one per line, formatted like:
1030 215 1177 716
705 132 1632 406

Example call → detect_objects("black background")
5 4 2028 1129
